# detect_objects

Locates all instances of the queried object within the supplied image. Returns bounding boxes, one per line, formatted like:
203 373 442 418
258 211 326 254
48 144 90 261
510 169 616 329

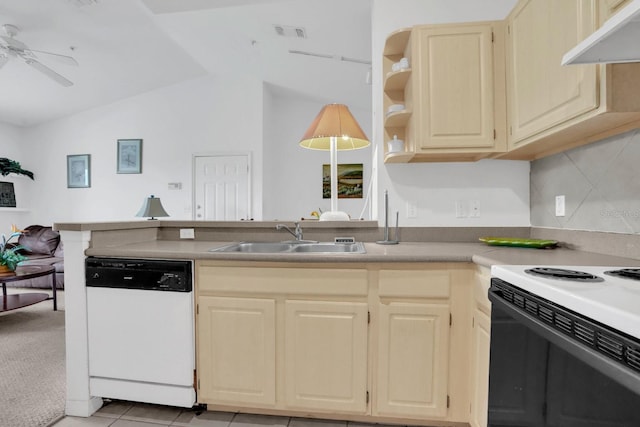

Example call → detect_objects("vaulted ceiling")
0 0 372 127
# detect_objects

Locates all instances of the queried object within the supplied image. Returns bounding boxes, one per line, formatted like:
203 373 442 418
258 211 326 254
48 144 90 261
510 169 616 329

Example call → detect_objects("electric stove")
491 265 640 339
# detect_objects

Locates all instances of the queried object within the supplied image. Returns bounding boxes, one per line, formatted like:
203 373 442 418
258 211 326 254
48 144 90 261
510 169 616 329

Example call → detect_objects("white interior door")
194 155 250 220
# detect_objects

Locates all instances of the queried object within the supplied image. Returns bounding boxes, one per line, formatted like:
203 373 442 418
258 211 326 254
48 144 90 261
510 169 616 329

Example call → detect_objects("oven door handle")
488 288 640 395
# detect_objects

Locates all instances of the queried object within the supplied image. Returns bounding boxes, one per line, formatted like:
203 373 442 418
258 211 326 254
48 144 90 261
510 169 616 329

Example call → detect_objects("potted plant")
0 158 34 208
0 158 34 179
0 226 27 274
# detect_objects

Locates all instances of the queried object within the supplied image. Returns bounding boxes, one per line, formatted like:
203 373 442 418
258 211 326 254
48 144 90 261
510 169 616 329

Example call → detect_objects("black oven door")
488 279 640 427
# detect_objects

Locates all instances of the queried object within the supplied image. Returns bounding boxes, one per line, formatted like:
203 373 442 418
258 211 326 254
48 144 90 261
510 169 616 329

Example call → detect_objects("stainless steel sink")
291 242 366 253
210 241 366 254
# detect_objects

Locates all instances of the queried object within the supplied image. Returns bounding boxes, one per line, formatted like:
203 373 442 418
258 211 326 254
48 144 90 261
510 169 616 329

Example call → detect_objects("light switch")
455 201 467 218
406 201 418 218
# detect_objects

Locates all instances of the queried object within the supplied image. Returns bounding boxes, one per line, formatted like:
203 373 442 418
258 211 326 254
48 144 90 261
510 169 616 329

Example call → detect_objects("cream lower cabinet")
374 269 452 419
470 311 491 427
197 262 474 425
376 302 450 418
469 266 492 427
196 262 369 415
284 300 368 413
197 296 276 406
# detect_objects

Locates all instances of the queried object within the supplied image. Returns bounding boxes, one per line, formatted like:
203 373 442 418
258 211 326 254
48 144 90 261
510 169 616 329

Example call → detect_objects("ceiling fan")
0 24 78 87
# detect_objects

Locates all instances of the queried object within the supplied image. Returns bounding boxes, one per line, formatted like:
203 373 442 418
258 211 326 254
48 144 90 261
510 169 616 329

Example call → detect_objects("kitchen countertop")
84 240 640 267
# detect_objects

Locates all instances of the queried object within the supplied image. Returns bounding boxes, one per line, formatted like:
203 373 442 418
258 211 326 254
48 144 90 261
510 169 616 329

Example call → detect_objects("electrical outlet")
406 201 418 218
555 195 565 217
180 228 195 239
470 200 480 218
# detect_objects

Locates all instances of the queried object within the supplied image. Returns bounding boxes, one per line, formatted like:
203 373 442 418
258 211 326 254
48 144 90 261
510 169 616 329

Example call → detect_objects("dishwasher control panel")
85 257 192 292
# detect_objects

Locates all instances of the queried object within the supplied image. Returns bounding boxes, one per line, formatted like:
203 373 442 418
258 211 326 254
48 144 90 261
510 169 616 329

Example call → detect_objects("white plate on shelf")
386 104 405 115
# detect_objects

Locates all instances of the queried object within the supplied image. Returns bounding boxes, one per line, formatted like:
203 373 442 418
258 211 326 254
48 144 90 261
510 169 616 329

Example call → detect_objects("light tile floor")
51 401 407 427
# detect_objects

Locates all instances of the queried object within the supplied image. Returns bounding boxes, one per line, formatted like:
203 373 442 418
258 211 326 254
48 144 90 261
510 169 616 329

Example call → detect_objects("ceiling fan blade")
0 35 28 51
24 58 73 87
28 49 78 66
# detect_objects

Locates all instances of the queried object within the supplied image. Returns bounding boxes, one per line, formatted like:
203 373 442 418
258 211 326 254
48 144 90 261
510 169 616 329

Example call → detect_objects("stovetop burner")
605 268 640 281
525 267 604 282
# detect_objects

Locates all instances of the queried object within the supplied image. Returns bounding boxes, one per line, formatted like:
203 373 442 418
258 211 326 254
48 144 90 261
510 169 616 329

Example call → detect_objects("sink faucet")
276 222 304 241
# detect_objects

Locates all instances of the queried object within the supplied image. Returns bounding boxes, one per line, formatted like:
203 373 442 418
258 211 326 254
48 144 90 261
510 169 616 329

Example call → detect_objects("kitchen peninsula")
56 220 640 427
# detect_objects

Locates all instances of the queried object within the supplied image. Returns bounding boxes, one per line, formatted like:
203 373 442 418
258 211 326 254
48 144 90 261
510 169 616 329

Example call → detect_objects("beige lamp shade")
299 104 370 150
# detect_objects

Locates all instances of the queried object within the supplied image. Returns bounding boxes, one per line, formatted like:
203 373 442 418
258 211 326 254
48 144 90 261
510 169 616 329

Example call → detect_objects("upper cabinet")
383 0 640 163
506 0 598 146
601 0 633 21
383 22 507 163
500 0 640 160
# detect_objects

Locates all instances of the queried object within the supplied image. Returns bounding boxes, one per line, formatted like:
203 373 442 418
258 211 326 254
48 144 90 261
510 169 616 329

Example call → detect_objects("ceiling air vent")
273 25 307 39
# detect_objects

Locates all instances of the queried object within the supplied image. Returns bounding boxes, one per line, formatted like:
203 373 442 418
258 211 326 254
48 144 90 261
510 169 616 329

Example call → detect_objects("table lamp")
299 104 370 221
136 195 169 220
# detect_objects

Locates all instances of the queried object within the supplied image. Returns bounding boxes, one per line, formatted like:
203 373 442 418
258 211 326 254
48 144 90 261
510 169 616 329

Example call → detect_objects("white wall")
6 0 534 229
20 73 265 225
0 123 35 232
372 0 530 227
262 87 373 221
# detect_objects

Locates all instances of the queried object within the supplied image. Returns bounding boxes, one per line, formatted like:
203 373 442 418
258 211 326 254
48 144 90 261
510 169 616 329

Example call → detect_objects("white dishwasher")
85 257 195 408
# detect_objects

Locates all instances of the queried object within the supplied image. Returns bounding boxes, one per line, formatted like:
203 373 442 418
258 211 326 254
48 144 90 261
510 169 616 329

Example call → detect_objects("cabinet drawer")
379 270 450 299
198 266 368 296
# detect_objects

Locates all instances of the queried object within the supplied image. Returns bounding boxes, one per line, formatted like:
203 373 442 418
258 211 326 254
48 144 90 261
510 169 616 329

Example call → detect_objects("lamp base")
319 211 350 221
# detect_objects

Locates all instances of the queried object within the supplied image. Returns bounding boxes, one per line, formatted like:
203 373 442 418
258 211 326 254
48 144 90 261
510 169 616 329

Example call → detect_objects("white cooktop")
491 265 640 339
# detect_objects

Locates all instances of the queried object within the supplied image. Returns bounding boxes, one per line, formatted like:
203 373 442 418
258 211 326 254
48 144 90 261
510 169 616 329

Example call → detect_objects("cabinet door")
416 24 497 150
197 296 276 406
284 300 368 414
376 302 450 418
507 0 598 145
469 310 491 427
601 0 632 22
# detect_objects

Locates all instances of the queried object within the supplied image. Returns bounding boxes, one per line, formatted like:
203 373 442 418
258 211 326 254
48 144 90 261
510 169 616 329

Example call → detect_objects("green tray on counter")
479 237 558 249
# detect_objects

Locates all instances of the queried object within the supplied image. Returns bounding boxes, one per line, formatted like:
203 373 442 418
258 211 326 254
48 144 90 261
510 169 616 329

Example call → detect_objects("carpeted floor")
0 290 65 427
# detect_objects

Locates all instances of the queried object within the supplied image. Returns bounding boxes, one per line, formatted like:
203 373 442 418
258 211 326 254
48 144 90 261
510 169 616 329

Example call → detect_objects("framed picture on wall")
117 139 142 174
67 154 91 188
322 163 363 199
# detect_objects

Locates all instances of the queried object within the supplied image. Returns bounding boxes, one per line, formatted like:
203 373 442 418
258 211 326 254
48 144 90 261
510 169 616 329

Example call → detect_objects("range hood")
562 0 640 65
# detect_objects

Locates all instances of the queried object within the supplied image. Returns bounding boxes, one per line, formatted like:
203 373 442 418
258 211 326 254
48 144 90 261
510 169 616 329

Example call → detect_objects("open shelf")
384 69 411 92
0 208 30 212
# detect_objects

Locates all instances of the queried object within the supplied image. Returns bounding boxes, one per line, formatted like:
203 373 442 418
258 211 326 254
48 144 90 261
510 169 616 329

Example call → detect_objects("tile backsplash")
530 129 640 234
